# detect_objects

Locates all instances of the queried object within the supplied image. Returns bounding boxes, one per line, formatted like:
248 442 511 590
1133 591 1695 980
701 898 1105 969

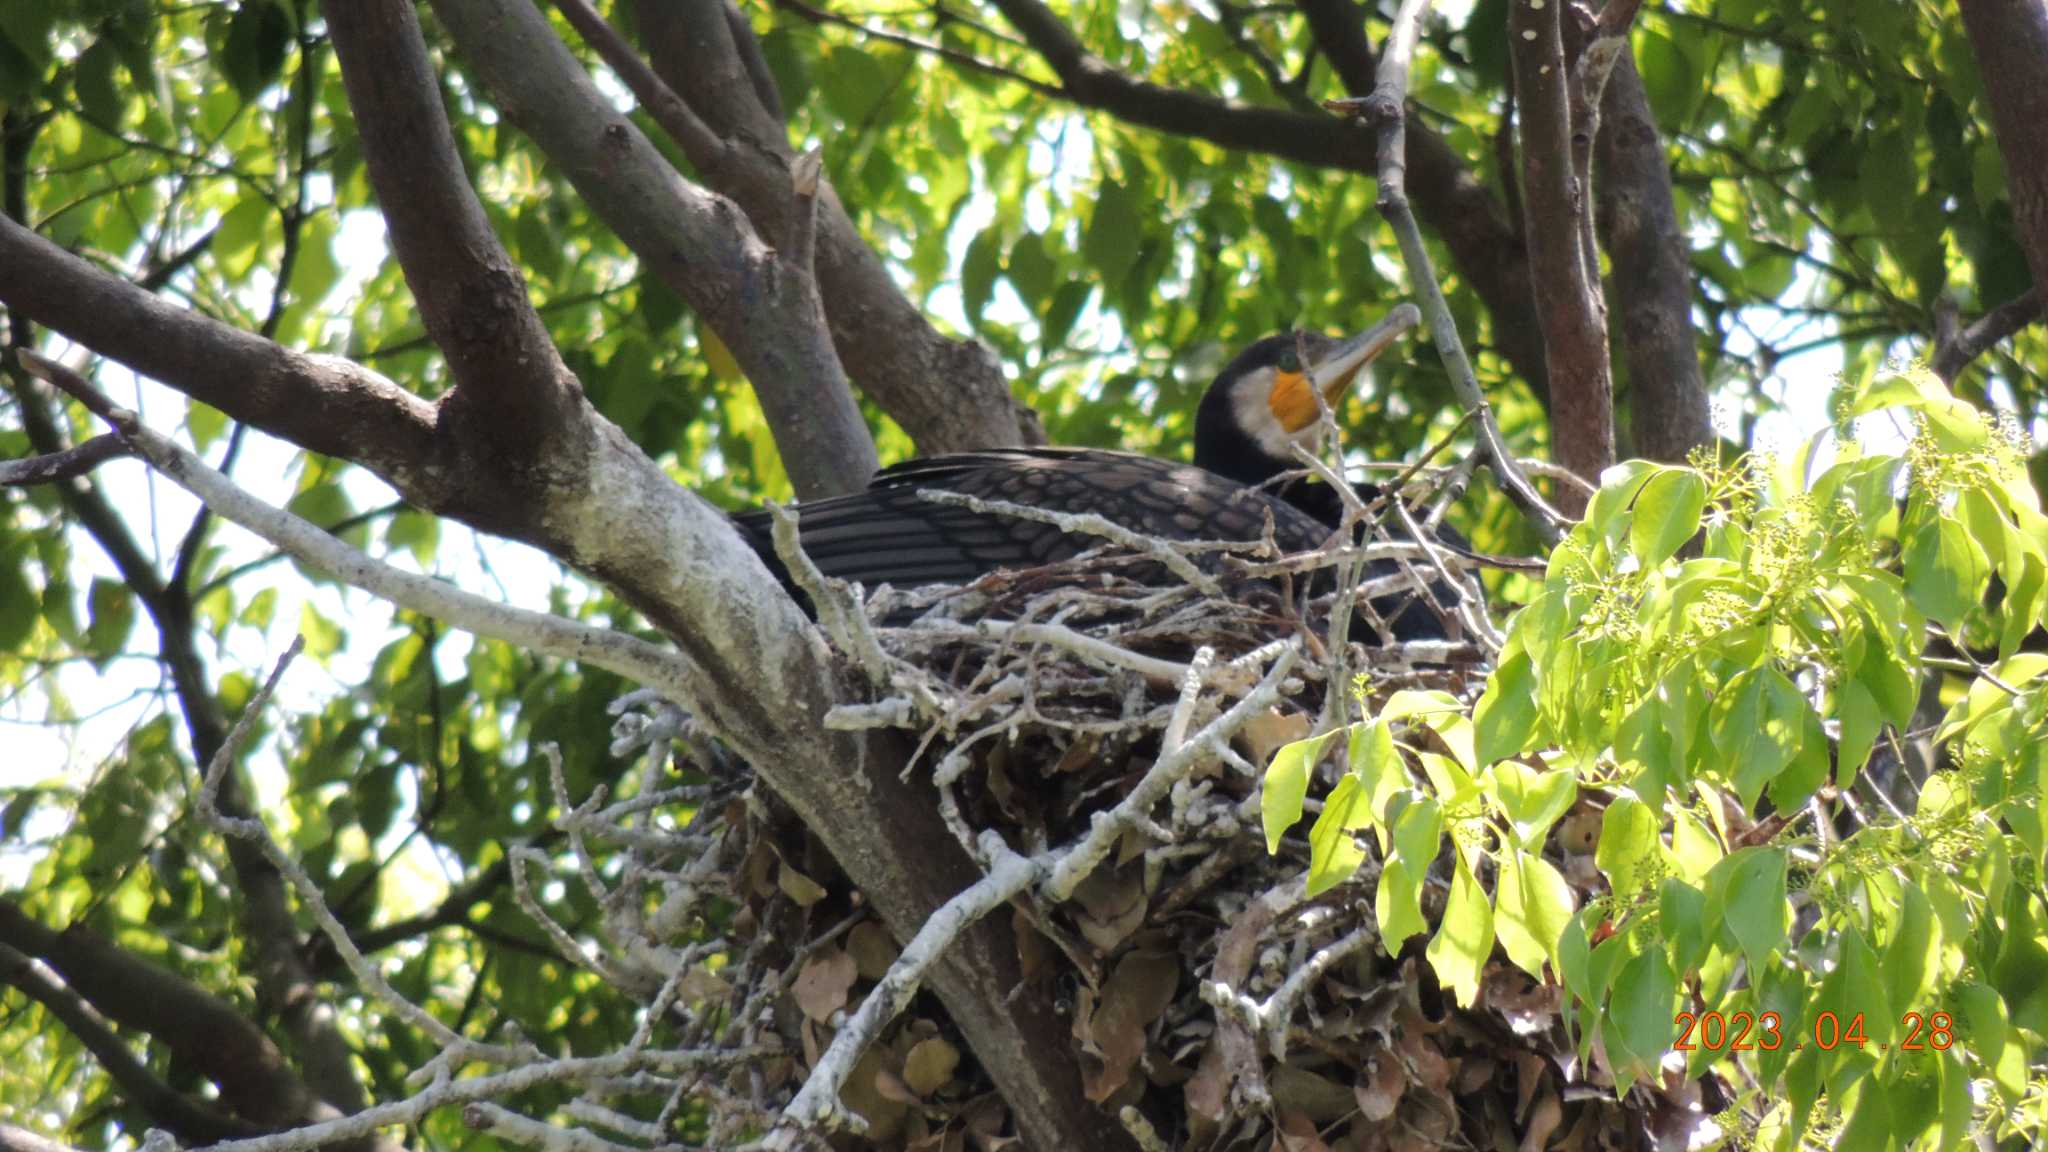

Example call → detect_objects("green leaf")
1374 795 1440 948
1006 232 1056 311
1658 878 1709 977
1083 181 1142 284
1707 846 1788 976
1604 950 1677 1092
1834 677 1880 790
1305 774 1370 897
1629 468 1707 567
215 197 273 281
1495 848 1574 978
961 227 1003 323
1473 648 1538 766
1904 513 1990 628
84 578 136 664
298 602 343 660
1596 793 1658 899
1348 719 1405 833
1710 666 1811 810
1425 855 1494 1008
223 0 293 101
1041 281 1092 351
1489 760 1576 851
75 37 124 126
1260 729 1340 853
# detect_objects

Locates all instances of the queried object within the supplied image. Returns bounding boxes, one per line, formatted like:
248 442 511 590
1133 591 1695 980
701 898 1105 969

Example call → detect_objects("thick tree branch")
1957 0 2048 307
1509 0 1613 494
0 216 446 502
1932 287 2042 382
321 0 590 478
0 903 357 1140
424 0 878 500
630 0 1033 455
0 943 265 1144
1595 54 1712 462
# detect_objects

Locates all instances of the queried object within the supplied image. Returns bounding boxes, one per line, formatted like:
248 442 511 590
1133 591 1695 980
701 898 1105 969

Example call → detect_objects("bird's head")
1193 305 1419 487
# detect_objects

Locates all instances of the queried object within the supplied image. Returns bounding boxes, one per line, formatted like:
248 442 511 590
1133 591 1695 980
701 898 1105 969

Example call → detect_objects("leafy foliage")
1262 368 2048 1146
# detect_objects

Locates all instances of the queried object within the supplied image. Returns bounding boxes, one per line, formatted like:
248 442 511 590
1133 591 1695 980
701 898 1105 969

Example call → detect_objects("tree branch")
1509 0 1614 496
1957 0 2048 308
1932 287 2041 382
1292 0 1552 404
0 215 446 504
629 0 1033 455
1594 52 1712 462
427 0 878 499
0 942 265 1144
321 0 588 476
0 430 132 485
0 903 346 1139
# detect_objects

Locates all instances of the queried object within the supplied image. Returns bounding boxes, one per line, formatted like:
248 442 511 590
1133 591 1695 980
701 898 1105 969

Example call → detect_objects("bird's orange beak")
1268 304 1421 433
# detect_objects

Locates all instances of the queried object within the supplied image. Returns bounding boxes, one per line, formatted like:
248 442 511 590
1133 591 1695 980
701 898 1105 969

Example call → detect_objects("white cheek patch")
1232 373 1319 463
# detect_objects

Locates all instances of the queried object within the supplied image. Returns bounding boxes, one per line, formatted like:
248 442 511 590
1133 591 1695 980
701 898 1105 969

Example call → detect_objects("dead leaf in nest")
1485 967 1563 1036
874 1065 921 1106
801 1017 823 1067
792 948 859 1023
1559 803 1601 855
959 1092 1011 1149
740 840 777 900
1276 1109 1331 1152
1183 1038 1229 1133
903 1036 962 1097
1518 1087 1563 1152
1395 1029 1453 1095
1512 1049 1548 1117
1052 734 1101 775
849 920 900 981
1081 950 1179 1101
1456 1053 1493 1093
1115 824 1148 868
1271 1065 1355 1125
987 751 1043 830
842 1046 910 1143
1072 865 1147 952
1354 1049 1405 1121
777 859 829 908
1012 907 1050 982
676 965 732 1004
1241 707 1312 767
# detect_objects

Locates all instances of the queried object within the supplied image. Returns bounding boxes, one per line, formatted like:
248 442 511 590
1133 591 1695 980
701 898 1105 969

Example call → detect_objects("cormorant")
733 312 1470 641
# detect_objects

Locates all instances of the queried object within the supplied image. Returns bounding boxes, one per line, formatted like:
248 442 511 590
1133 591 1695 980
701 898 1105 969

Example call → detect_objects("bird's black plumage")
732 320 1469 642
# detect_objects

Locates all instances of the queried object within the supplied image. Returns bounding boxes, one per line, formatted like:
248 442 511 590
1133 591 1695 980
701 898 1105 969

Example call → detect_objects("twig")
549 0 725 162
0 433 134 486
1326 3 1570 545
770 831 1041 1143
15 349 714 719
1042 646 1296 901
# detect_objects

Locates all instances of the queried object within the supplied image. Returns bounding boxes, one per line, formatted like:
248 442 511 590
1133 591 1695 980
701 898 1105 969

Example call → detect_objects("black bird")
733 312 1468 641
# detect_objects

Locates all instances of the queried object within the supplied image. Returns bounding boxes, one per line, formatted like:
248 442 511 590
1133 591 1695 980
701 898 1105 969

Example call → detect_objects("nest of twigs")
560 530 1699 1152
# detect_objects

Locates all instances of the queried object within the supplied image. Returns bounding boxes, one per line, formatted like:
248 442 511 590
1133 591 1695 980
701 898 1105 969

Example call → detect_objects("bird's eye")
1278 349 1301 373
